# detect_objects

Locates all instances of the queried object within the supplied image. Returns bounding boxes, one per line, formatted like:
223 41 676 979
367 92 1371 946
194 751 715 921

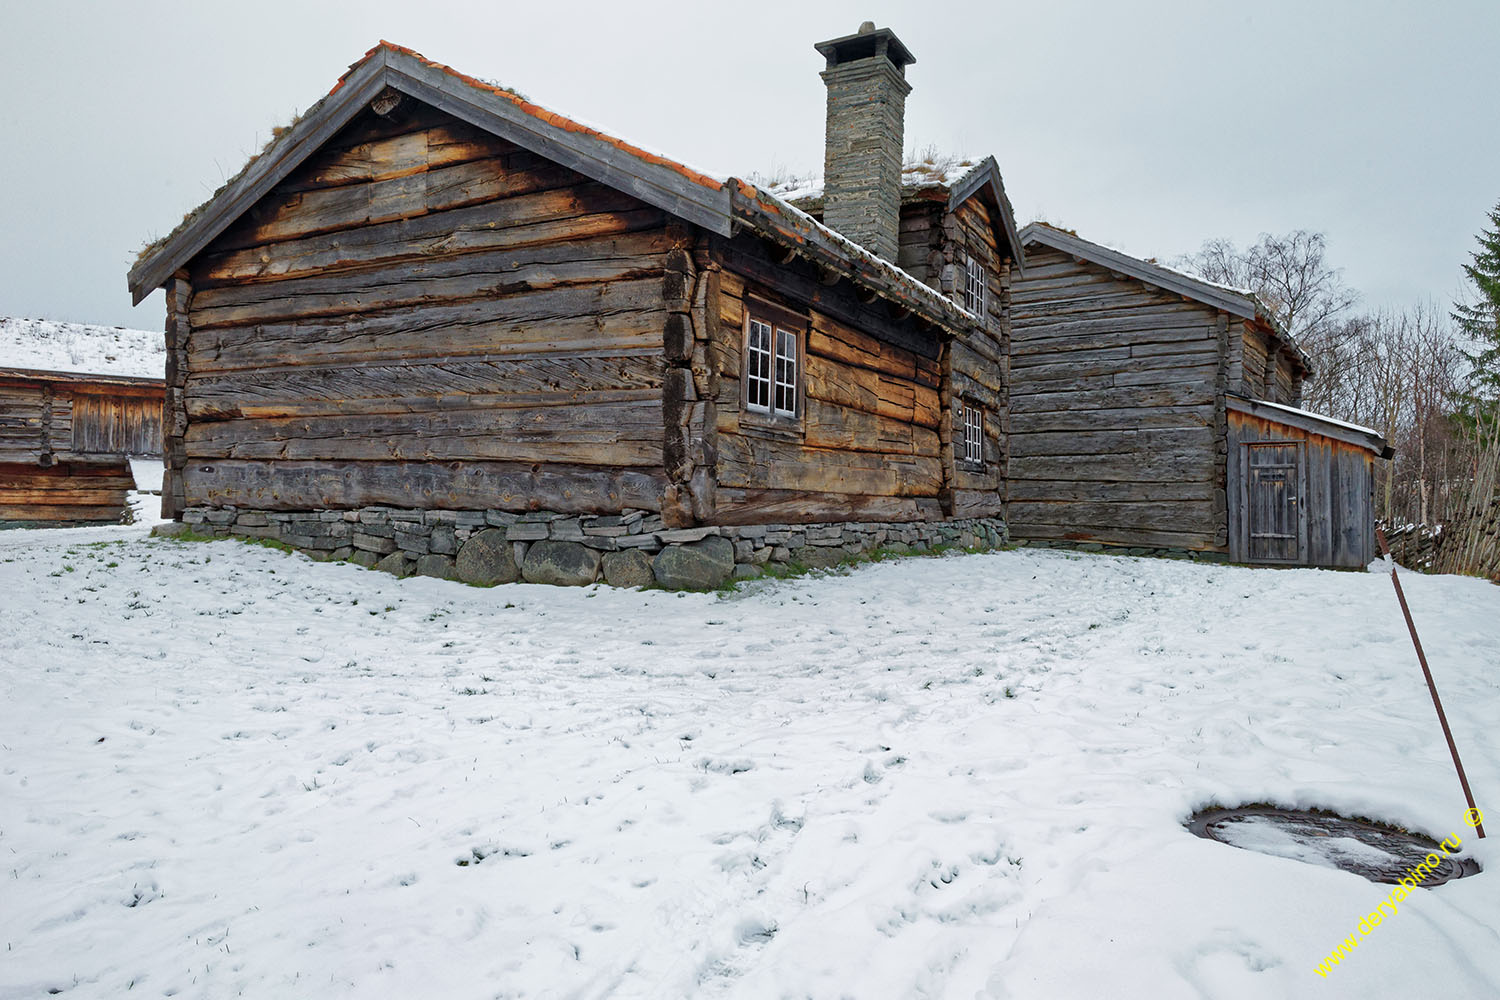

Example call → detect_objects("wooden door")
1245 442 1305 563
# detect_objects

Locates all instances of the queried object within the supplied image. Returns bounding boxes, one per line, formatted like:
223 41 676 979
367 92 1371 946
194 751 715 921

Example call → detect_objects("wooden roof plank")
0 367 166 389
385 59 733 238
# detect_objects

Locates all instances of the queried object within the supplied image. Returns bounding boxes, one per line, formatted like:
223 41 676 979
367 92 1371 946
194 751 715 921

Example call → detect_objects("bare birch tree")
1178 231 1360 417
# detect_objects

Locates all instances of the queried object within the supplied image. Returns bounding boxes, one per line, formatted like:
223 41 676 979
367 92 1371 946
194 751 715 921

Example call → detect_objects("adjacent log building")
1010 224 1390 568
0 367 164 526
127 27 1023 585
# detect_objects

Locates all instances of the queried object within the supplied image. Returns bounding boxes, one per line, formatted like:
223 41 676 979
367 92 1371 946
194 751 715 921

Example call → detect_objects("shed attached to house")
1010 224 1389 568
0 368 165 526
1226 396 1388 567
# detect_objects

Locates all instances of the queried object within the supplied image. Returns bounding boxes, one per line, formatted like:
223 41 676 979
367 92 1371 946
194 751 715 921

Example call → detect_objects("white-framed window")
960 401 984 466
744 308 802 420
773 327 797 416
746 318 774 412
963 251 987 316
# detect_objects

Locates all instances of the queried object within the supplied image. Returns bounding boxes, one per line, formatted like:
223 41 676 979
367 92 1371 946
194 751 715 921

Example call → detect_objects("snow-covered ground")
0 317 164 379
1 525 1496 999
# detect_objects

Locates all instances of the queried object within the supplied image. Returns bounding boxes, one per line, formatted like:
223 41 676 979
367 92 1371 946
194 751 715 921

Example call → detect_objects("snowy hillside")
0 316 164 379
0 530 1496 998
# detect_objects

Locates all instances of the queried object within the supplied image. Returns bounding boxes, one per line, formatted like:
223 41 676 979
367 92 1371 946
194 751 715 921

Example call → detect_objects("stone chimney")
814 22 915 262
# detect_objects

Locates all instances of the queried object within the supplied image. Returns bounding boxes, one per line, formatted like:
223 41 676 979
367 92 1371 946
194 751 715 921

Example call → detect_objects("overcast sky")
2 0 1496 331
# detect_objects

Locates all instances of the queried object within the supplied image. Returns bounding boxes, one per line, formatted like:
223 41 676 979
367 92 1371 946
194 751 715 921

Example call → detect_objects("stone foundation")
174 506 1009 589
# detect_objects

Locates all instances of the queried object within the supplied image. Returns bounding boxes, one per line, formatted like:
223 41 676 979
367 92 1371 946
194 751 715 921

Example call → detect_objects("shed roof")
127 42 980 336
1226 395 1392 459
0 367 165 390
1018 223 1310 376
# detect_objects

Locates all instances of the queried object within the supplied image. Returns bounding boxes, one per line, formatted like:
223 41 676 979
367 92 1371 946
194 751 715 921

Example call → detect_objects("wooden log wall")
708 232 946 524
1226 409 1376 567
1230 320 1303 406
1 376 163 467
943 197 1008 519
896 200 944 287
177 100 674 514
0 382 47 464
0 461 133 525
1008 247 1224 550
660 227 718 526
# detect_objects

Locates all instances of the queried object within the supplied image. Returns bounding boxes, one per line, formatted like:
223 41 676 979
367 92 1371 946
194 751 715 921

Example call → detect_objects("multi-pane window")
774 328 797 415
745 313 800 419
961 402 984 466
746 319 773 412
963 252 987 316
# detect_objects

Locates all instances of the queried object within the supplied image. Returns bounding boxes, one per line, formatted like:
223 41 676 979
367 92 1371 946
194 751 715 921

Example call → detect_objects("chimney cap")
814 24 915 71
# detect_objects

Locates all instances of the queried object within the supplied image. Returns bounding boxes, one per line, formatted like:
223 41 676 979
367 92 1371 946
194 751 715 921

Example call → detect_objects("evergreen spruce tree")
1454 200 1500 410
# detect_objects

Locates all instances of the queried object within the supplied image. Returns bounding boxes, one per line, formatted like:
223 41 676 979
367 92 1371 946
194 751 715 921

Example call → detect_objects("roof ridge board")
383 57 733 237
0 366 166 387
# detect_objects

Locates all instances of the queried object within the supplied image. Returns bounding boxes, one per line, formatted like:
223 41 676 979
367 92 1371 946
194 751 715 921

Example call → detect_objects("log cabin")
0 367 164 527
126 25 1023 586
1010 224 1392 568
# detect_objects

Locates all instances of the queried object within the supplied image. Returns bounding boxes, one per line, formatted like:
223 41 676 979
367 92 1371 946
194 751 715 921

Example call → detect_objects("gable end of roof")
948 157 1025 275
1017 223 1311 375
128 43 734 304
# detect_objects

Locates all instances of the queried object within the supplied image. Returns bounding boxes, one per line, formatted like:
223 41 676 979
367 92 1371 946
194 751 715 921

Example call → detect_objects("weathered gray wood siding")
1227 408 1376 568
69 392 162 457
0 382 47 464
1229 320 1303 406
176 100 675 514
1008 247 1224 550
897 200 944 287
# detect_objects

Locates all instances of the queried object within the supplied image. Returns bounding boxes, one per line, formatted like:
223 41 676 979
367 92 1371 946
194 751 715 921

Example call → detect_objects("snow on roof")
1149 258 1255 298
1231 395 1387 446
0 317 165 380
731 180 980 326
759 153 984 205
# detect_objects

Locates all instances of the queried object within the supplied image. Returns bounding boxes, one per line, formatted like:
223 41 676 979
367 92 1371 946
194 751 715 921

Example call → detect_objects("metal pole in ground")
1376 527 1485 838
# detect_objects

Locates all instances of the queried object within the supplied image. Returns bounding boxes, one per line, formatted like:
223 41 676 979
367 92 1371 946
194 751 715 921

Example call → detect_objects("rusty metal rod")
1376 527 1485 838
